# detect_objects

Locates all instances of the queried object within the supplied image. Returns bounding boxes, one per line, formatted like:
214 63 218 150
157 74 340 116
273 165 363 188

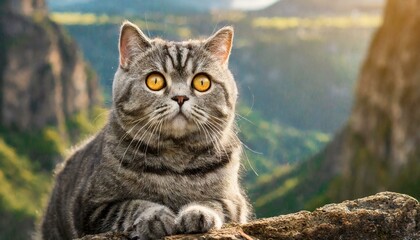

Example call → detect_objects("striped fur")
39 21 251 240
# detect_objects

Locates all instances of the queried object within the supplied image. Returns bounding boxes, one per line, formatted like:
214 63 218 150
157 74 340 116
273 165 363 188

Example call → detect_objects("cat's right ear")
119 21 151 70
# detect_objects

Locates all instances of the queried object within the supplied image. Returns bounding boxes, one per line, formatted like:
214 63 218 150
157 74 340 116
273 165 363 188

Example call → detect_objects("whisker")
235 113 256 126
192 118 211 149
133 111 170 162
114 105 167 162
205 123 226 155
117 121 144 173
143 116 163 159
243 143 259 176
115 112 154 150
191 112 217 150
207 115 260 176
131 116 161 163
92 109 111 125
157 118 164 152
120 113 161 164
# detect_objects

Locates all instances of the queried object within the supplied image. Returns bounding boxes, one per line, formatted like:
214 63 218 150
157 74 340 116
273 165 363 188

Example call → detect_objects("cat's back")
40 130 106 239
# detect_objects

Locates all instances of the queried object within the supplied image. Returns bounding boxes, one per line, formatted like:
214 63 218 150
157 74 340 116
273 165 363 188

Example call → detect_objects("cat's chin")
172 114 188 128
166 114 194 138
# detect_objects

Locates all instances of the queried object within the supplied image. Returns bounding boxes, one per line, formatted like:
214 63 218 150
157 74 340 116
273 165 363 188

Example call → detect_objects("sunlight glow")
253 15 382 30
232 0 279 10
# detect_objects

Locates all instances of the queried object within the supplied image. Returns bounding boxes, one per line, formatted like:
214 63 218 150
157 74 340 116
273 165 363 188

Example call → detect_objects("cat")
39 21 251 239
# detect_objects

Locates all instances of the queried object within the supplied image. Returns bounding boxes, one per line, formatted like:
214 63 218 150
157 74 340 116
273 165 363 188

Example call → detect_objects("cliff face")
0 1 103 239
252 0 420 216
349 0 420 167
0 0 101 130
326 0 420 201
0 0 46 16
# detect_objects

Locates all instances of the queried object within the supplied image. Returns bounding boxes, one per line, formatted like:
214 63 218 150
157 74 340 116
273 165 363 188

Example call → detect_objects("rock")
348 0 420 170
0 0 46 16
78 192 420 240
0 0 101 130
78 232 130 240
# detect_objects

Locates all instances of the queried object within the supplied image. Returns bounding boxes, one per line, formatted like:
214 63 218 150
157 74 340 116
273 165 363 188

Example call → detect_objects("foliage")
66 106 108 142
0 126 65 171
0 138 51 239
0 139 50 216
252 15 381 30
249 152 332 217
237 105 329 179
0 107 107 239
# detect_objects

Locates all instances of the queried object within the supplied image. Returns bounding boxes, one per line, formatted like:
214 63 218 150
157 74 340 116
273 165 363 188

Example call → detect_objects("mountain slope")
47 0 233 14
257 0 384 17
254 0 420 217
0 0 103 238
0 0 101 131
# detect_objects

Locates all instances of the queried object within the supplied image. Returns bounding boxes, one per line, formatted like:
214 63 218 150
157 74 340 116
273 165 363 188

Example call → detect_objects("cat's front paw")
132 206 176 239
175 205 223 234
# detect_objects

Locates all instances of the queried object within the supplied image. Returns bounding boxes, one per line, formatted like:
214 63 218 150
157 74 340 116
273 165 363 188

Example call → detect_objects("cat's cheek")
214 105 230 118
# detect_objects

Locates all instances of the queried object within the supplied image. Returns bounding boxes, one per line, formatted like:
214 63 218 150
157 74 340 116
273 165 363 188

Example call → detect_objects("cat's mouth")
175 111 187 118
172 108 191 120
162 108 198 137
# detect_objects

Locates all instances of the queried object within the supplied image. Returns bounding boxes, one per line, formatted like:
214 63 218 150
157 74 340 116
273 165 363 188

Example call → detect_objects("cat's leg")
86 200 176 239
175 198 249 234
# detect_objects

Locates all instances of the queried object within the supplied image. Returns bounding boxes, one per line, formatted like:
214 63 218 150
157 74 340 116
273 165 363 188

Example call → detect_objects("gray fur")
39 21 251 240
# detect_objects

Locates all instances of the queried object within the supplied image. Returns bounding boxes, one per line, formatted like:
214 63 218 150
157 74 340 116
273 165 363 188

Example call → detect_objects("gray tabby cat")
39 21 251 239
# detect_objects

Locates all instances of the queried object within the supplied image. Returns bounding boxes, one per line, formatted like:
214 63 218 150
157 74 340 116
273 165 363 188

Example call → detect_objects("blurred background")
1 0 419 239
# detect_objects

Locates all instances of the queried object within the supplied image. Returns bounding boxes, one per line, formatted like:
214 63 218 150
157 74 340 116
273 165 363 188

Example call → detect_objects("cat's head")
112 21 238 144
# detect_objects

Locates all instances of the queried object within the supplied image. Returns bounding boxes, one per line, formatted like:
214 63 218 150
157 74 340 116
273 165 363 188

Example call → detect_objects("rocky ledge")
79 192 419 240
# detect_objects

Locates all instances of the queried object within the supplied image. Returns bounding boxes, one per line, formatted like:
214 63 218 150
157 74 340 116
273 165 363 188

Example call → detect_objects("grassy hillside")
237 106 329 179
0 108 107 239
0 138 51 238
249 151 332 217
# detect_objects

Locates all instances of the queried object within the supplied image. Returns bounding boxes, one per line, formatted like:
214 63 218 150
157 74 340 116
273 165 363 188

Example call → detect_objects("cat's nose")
171 95 189 106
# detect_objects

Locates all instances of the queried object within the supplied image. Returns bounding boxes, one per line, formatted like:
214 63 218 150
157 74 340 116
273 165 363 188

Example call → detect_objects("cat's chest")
139 170 224 196
135 167 230 209
142 147 218 173
102 146 237 208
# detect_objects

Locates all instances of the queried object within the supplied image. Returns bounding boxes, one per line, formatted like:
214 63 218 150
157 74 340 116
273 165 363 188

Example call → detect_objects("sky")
231 0 279 10
46 0 282 11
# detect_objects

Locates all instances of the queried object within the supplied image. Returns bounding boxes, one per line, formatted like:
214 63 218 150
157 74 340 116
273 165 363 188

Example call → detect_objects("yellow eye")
192 74 211 92
146 73 166 91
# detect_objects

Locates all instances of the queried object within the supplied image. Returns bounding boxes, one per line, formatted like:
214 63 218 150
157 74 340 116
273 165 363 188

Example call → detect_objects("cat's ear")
204 26 234 65
119 21 152 70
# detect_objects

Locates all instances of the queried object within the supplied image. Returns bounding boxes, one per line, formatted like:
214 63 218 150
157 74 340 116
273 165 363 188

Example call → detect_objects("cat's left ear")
119 21 152 70
204 26 234 66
